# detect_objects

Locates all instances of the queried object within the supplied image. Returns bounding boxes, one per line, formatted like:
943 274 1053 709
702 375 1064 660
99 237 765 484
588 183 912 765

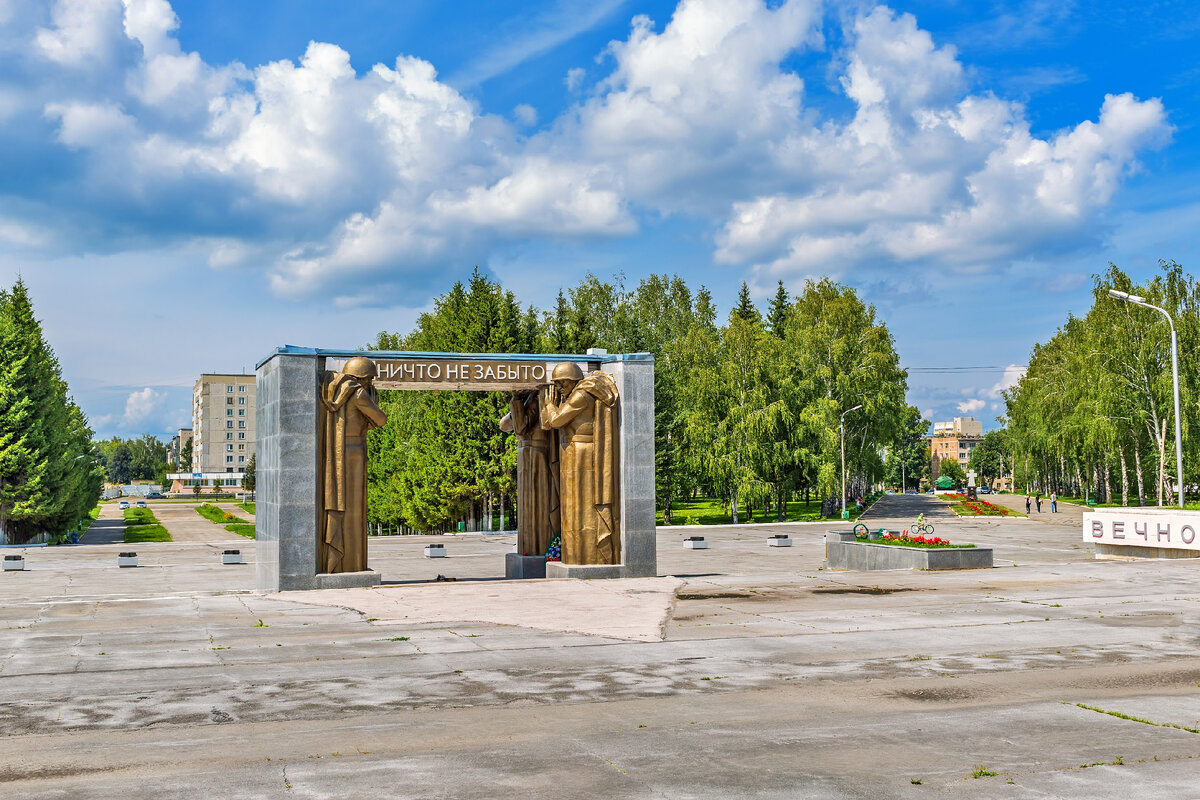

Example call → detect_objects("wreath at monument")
544 533 561 562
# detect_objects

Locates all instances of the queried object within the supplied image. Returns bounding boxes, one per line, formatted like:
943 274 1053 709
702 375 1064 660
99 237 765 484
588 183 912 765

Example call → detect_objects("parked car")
135 499 147 508
978 486 992 494
118 500 130 509
905 489 918 495
146 492 165 500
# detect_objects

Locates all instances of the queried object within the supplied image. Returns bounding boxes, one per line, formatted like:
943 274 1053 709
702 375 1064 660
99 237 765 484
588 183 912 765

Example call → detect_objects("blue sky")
1 0 1196 440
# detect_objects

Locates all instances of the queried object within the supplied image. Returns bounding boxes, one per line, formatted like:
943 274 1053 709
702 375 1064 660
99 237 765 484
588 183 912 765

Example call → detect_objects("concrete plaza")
2 495 1200 798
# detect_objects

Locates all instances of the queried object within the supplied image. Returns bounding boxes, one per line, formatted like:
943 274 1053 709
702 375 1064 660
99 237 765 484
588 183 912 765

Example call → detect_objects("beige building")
168 428 192 468
167 374 256 493
929 416 984 481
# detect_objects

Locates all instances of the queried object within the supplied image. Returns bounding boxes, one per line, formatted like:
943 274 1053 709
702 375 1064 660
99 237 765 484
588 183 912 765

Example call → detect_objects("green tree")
766 280 790 338
969 429 1011 486
784 279 908 503
242 453 256 492
107 443 132 484
127 433 167 480
884 407 931 491
0 280 99 543
937 456 967 485
731 281 761 325
179 437 193 472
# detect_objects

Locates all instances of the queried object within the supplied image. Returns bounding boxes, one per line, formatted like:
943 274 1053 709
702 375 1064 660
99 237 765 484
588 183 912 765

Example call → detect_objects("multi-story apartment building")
929 416 984 481
168 428 192 468
167 374 256 493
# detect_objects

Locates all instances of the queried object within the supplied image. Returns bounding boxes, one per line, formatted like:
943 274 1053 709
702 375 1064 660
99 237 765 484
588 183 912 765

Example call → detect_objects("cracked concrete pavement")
2 494 1200 798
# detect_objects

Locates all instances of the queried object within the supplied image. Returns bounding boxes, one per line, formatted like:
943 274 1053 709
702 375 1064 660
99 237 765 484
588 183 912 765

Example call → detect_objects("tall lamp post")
1108 289 1184 508
841 404 863 520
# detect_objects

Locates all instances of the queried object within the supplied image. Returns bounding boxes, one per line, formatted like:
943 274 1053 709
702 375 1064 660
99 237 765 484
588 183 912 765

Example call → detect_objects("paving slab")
3 515 1200 798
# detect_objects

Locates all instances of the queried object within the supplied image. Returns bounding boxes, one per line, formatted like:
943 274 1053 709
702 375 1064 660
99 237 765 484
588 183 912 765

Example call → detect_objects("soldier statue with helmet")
540 362 621 566
318 356 388 573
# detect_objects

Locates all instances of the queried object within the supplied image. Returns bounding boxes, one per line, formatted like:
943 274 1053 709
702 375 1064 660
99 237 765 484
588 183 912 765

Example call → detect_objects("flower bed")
950 500 1014 517
827 531 992 570
855 532 974 549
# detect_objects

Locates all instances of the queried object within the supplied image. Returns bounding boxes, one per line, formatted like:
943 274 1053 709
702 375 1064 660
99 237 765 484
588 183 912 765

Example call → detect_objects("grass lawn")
239 502 256 515
196 503 255 538
196 504 250 525
124 524 172 543
658 496 867 525
122 507 172 543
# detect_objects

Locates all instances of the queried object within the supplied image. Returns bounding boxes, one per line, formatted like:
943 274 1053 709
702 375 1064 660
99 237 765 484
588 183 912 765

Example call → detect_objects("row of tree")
96 434 170 485
1002 261 1197 504
365 270 917 529
0 280 102 544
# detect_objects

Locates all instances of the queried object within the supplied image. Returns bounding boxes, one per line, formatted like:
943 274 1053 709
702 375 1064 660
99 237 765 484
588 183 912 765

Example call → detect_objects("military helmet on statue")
552 362 585 383
343 356 378 379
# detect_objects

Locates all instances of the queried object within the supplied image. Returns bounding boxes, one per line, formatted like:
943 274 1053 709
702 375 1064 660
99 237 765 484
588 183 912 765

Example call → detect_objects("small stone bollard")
768 534 793 547
683 536 709 550
424 544 447 558
221 549 243 565
117 552 138 568
3 554 24 571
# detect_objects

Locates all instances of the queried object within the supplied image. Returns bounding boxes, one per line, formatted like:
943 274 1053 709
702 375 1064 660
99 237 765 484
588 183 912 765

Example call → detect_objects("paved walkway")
858 492 960 523
80 502 125 545
8 518 1200 797
152 501 250 543
987 491 1087 524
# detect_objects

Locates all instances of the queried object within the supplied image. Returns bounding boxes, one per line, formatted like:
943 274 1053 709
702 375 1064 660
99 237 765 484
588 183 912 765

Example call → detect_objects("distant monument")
254 346 655 592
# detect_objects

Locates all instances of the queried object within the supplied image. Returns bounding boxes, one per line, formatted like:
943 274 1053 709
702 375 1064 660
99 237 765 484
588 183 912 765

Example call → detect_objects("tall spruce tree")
0 280 99 543
732 282 761 324
766 280 790 338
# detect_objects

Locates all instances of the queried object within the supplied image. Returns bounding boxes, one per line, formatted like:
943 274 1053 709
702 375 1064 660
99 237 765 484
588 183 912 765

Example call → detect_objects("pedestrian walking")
1025 494 1031 514
1051 492 1057 513
1036 493 1042 513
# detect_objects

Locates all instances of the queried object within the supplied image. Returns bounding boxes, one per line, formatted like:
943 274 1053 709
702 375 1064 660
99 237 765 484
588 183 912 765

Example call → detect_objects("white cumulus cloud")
123 387 164 425
2 0 1175 308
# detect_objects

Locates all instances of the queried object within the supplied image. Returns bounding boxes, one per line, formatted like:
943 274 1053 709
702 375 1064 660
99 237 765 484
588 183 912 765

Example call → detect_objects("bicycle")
910 519 935 536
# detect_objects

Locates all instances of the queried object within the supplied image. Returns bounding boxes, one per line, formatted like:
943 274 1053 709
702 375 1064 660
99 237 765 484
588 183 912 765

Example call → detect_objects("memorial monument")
318 356 387 574
499 389 559 558
541 363 620 565
255 347 656 591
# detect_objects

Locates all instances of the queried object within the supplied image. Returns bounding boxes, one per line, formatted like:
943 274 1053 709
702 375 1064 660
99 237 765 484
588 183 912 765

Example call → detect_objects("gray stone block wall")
256 353 321 592
604 359 657 578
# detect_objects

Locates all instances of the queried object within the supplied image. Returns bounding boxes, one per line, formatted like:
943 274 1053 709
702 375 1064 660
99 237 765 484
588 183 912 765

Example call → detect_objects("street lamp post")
1108 289 1184 508
841 404 863 520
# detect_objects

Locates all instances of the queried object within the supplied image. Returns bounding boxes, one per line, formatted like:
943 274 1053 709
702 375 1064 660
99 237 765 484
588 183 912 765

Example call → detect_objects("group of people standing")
1024 492 1058 514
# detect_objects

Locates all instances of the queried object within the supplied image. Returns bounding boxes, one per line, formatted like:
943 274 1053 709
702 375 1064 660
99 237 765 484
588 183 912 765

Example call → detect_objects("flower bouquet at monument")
544 533 561 562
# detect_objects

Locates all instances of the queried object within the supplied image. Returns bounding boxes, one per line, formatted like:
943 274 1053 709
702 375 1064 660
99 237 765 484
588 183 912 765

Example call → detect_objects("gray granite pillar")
255 352 320 592
546 355 657 579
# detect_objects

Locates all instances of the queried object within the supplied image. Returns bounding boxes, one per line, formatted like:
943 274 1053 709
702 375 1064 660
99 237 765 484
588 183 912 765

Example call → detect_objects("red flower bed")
855 531 970 548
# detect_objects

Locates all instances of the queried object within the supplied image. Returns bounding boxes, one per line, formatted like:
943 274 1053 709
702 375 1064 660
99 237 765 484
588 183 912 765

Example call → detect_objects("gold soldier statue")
318 356 387 573
500 390 559 557
540 362 620 565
